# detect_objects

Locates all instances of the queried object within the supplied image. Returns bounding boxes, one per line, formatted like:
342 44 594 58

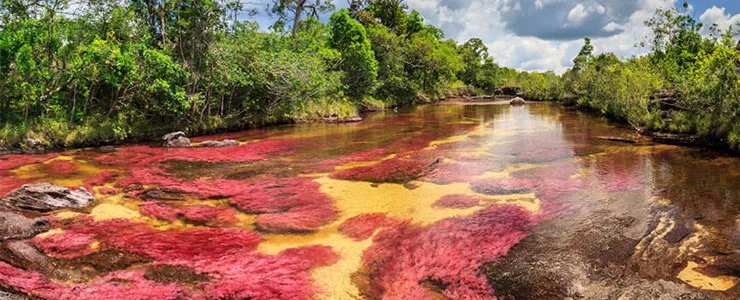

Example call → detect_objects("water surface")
0 102 738 299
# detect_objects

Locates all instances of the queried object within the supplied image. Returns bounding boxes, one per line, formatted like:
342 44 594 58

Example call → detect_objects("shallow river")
0 102 739 299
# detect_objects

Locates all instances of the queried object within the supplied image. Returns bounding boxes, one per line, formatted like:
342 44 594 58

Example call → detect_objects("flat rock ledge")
0 183 95 213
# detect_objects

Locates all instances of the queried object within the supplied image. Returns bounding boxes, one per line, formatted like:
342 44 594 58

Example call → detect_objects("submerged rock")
595 136 638 144
162 131 192 148
198 139 239 148
0 183 94 212
510 97 526 105
0 212 50 241
94 145 117 153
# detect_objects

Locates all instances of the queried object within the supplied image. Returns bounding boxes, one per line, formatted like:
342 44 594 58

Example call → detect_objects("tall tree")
271 0 334 34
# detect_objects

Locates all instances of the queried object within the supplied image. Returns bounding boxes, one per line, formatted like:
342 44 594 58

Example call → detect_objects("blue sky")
247 1 740 73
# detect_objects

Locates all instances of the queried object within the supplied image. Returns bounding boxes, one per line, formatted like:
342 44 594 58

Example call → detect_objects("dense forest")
1 0 739 151
560 2 740 150
0 0 547 148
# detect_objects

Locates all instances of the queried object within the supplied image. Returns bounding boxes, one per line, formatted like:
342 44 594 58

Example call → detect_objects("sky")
250 1 740 74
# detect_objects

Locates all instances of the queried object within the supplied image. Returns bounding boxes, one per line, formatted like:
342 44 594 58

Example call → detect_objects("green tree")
329 9 378 99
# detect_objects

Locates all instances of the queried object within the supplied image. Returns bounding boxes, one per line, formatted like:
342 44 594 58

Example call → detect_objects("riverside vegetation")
0 0 545 149
1 0 739 152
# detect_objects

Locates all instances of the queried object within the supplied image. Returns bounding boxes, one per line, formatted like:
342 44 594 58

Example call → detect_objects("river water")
0 102 738 299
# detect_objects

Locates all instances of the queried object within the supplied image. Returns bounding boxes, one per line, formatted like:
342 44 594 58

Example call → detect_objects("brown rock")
0 183 95 212
0 212 50 241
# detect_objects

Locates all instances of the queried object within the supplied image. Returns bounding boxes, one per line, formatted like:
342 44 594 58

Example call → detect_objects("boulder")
0 212 50 241
162 131 186 141
510 97 526 105
198 139 239 148
162 131 192 148
0 183 95 212
24 138 43 149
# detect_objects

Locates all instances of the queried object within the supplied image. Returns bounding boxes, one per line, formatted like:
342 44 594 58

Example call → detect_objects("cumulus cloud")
699 6 740 36
403 0 692 73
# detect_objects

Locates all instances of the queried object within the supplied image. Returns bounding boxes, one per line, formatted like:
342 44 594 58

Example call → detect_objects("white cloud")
567 4 589 25
403 0 689 74
699 6 740 36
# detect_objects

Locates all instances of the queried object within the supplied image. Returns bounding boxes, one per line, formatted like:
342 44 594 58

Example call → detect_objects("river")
0 102 738 299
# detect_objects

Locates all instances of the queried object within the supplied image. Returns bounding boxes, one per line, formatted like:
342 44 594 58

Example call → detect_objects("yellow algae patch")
257 176 540 299
678 261 739 291
54 211 84 220
258 227 372 300
335 154 397 171
36 228 65 239
91 203 141 221
315 177 539 225
11 155 112 187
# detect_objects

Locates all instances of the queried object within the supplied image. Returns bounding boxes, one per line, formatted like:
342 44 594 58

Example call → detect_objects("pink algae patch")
279 245 341 269
0 177 31 198
31 231 97 259
82 171 120 191
40 160 78 176
332 158 435 183
432 195 481 209
0 265 187 300
118 169 339 232
0 153 59 197
357 205 531 299
139 202 239 227
58 218 262 261
19 217 341 300
83 138 293 169
339 214 396 241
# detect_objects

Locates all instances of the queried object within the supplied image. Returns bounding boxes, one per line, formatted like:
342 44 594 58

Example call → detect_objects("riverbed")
0 102 738 299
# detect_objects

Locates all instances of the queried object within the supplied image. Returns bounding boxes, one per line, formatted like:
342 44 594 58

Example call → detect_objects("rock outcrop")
0 183 95 212
198 140 239 148
0 212 50 241
162 131 192 148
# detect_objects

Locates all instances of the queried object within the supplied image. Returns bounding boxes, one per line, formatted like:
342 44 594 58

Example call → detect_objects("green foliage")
329 9 378 99
562 1 740 149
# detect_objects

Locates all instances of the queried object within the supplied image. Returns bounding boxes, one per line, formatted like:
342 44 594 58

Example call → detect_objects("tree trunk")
292 0 306 35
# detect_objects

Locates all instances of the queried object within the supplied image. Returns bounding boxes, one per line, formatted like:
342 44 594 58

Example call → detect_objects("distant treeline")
0 0 544 148
558 2 740 150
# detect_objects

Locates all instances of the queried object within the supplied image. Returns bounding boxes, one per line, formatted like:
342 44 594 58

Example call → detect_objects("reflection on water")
0 103 738 299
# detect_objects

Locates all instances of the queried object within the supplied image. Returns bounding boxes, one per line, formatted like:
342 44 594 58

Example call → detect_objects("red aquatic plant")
31 231 97 259
0 154 58 172
332 158 435 183
432 195 481 209
139 202 240 227
82 171 120 190
98 187 119 195
40 160 78 176
279 245 340 269
357 205 531 299
0 263 188 300
338 213 395 241
255 204 338 233
59 218 262 261
0 177 31 198
470 178 536 195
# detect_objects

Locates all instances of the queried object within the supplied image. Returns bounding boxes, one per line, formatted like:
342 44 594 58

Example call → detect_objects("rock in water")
198 139 239 148
94 145 117 153
162 131 191 148
510 97 526 105
162 131 186 141
0 183 94 212
0 212 50 241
